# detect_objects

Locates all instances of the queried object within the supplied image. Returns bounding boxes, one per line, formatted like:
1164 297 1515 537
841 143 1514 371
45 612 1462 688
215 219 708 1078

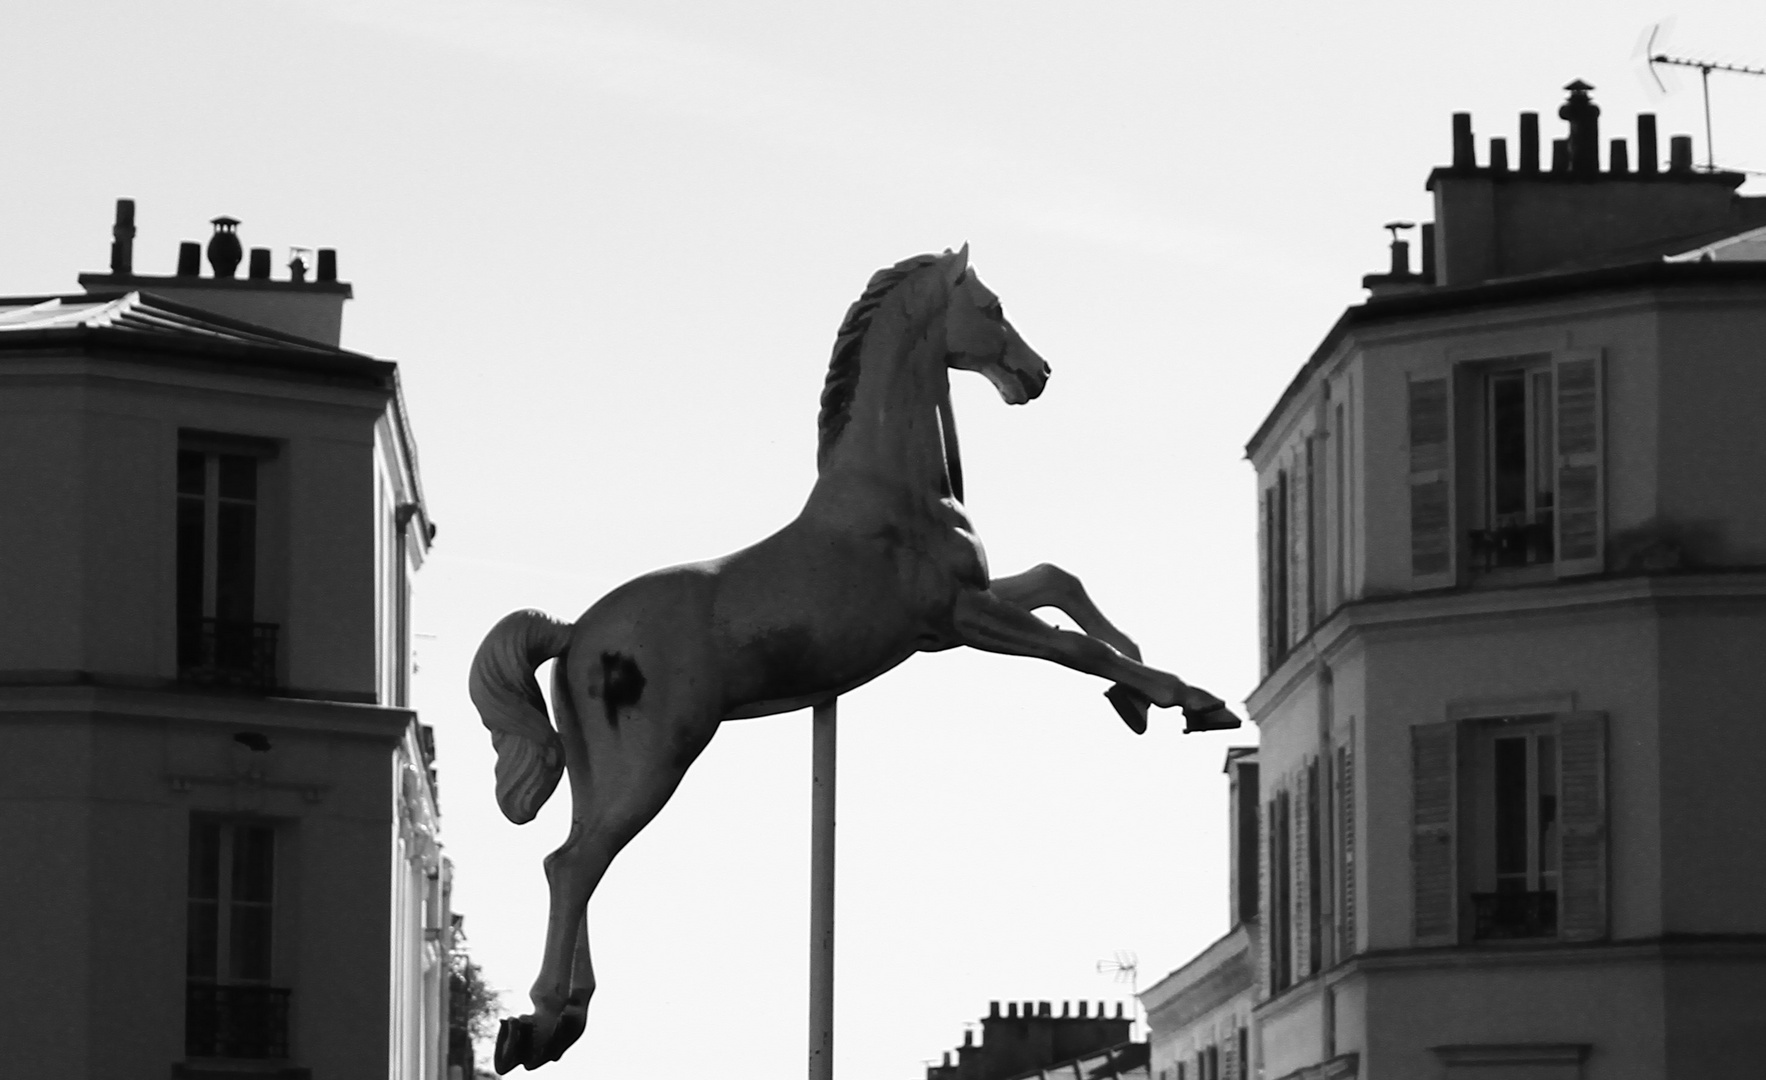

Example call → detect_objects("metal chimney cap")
210 216 241 230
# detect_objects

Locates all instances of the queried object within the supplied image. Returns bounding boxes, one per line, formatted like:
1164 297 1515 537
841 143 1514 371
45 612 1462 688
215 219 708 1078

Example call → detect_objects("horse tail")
469 609 577 825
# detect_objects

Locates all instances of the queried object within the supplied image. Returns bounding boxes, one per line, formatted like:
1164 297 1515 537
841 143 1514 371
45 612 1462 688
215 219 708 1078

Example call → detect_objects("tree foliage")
450 943 502 1045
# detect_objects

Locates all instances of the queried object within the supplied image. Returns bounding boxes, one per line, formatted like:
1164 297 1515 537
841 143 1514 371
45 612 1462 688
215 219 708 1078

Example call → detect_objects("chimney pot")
989 1001 999 1018
249 248 272 280
1609 139 1629 175
1551 138 1569 173
176 242 202 277
1489 137 1509 173
1007 1003 1018 1019
1062 1001 1071 1018
110 198 136 276
1039 1002 1051 1017
1115 1002 1125 1019
1670 135 1694 173
1078 1001 1089 1018
317 248 338 282
1560 79 1601 176
1519 113 1541 173
206 216 243 278
1638 114 1659 175
964 1030 974 1047
1451 113 1475 169
943 1052 951 1066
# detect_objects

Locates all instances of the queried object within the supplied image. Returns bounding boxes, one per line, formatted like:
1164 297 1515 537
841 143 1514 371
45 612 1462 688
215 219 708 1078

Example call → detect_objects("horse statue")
469 245 1240 1072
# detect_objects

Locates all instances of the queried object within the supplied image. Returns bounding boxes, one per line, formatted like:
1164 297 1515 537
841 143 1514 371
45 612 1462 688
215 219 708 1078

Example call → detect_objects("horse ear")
943 243 970 287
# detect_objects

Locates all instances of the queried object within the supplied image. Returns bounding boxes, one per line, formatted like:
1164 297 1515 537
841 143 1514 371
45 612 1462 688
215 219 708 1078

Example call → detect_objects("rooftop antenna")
1095 950 1140 1038
1639 23 1766 170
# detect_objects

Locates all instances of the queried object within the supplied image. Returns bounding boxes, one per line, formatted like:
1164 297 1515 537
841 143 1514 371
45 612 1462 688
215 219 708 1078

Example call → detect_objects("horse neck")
814 301 953 508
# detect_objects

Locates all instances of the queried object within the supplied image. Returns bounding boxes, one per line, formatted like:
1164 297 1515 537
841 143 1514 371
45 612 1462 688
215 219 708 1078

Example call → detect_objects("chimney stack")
109 199 136 275
1637 114 1659 175
1519 112 1540 173
1489 137 1509 173
1609 139 1629 175
249 248 272 280
176 242 201 277
1451 113 1475 169
1670 135 1694 173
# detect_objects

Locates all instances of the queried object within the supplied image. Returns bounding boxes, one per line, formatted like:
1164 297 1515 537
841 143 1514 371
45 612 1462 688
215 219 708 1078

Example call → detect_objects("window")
1262 472 1290 669
186 818 289 1058
177 435 277 687
1411 714 1607 947
1406 350 1605 588
1468 364 1555 570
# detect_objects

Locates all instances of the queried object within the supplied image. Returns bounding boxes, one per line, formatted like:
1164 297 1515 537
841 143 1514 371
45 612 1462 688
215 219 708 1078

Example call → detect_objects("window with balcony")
186 817 290 1059
1405 349 1604 590
1467 366 1555 571
177 436 278 688
1411 713 1607 947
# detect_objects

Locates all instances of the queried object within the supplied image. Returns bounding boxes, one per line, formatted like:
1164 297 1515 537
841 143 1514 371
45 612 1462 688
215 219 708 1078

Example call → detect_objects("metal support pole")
809 698 837 1080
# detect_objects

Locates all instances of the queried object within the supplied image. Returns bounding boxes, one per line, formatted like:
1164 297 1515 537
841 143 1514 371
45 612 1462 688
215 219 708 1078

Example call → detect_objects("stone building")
924 1000 1142 1080
1140 748 1258 1080
0 202 453 1079
1146 80 1766 1080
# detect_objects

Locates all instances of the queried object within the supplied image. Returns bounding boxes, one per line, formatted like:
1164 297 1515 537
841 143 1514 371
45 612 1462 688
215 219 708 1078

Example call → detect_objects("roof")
1002 1041 1149 1080
1665 224 1766 263
0 291 395 386
1245 254 1766 460
1139 923 1253 1020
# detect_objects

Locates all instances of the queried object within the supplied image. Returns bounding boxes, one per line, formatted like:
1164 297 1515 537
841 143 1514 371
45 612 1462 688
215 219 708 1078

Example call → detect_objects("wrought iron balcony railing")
1471 889 1558 940
178 618 279 689
1468 512 1555 571
185 982 291 1059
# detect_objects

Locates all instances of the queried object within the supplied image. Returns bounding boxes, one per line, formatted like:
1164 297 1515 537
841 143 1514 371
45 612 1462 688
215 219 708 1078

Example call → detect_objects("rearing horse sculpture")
470 246 1239 1072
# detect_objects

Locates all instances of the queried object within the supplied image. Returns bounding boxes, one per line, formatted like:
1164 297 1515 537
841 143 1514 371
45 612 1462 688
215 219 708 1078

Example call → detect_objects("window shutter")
1290 454 1308 642
1258 488 1271 673
1338 740 1356 959
1411 721 1459 946
1292 765 1312 979
1407 376 1455 588
1257 798 1272 999
1558 711 1608 941
1553 350 1604 577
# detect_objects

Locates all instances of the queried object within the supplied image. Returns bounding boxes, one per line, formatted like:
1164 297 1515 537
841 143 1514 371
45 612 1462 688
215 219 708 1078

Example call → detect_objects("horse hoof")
494 1016 533 1074
1182 704 1242 733
1105 684 1151 734
541 1002 589 1064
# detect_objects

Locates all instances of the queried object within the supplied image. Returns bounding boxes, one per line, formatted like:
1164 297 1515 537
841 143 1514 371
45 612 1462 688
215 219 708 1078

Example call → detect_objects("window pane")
1538 734 1559 880
215 503 256 624
229 904 273 981
1494 736 1529 881
186 900 218 978
1490 373 1528 518
218 454 257 501
188 820 221 899
177 498 207 654
232 826 275 903
1532 372 1554 506
178 450 207 495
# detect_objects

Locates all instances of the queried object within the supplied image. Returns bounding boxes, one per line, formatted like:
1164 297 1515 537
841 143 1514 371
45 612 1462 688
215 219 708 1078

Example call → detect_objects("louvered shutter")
1290 453 1308 642
1558 712 1608 941
1553 350 1604 577
1411 721 1459 946
1407 376 1455 588
1258 488 1272 673
1221 1025 1238 1080
1338 741 1356 959
1257 797 1272 999
1292 765 1312 979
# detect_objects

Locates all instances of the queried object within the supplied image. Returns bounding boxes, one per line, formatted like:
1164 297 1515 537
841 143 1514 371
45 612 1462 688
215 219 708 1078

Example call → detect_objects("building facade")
0 202 453 1079
1245 83 1766 1080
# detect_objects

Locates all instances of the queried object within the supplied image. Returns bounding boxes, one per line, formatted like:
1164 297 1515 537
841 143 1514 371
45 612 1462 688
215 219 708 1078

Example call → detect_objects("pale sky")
7 2 1766 1076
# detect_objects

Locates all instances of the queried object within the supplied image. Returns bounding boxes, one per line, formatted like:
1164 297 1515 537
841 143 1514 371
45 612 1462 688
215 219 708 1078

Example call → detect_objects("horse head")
939 244 1051 405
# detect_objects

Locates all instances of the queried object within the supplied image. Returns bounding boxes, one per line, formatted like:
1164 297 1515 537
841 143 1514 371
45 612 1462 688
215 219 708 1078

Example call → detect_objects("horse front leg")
952 586 1239 735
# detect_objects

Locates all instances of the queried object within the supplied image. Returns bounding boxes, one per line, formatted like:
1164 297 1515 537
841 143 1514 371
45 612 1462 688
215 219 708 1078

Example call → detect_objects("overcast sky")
7 2 1766 1076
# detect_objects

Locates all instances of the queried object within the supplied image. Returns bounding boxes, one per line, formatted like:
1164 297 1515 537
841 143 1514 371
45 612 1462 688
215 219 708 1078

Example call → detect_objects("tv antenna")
1095 950 1141 1036
1639 22 1766 170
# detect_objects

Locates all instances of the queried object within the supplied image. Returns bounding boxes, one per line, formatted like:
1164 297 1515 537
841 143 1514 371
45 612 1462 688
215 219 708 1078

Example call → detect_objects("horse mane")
816 252 948 469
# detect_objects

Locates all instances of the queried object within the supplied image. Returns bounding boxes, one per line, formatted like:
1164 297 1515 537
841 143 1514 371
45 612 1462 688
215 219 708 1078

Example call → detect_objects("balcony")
1468 513 1554 572
1472 889 1558 940
185 983 291 1058
178 618 279 689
